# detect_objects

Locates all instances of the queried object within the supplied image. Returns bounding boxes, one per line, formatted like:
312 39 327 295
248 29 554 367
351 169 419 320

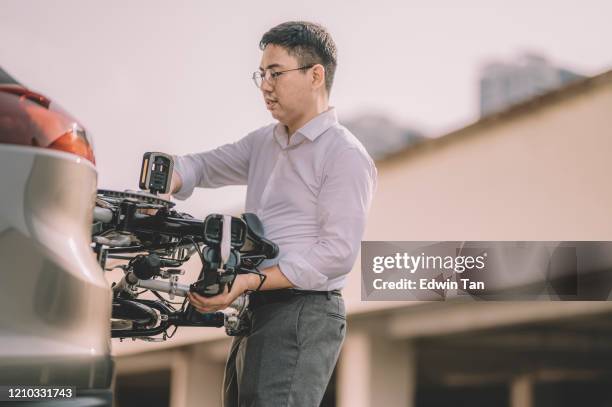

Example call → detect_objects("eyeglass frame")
252 65 315 88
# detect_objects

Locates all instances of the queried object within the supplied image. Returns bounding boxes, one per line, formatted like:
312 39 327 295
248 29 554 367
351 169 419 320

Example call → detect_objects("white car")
0 67 113 406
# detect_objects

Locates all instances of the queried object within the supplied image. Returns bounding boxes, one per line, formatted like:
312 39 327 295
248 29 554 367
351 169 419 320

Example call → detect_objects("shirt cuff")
277 251 329 290
172 155 196 201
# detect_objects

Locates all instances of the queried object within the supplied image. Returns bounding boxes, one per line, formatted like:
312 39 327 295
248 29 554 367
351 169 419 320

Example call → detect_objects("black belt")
248 288 341 310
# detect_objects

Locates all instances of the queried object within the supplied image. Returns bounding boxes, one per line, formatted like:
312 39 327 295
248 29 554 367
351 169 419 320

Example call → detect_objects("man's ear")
311 64 326 90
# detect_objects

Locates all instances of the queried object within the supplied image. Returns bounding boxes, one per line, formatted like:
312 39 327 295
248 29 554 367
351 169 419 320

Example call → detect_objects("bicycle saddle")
241 213 279 260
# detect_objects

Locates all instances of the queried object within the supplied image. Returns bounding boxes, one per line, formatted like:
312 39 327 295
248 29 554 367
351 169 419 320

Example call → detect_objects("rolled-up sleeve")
278 147 377 289
173 132 255 200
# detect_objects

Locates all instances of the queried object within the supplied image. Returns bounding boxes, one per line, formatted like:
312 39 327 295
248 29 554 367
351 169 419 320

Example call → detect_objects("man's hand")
168 170 183 195
154 171 183 201
188 266 295 312
187 273 259 313
142 171 183 214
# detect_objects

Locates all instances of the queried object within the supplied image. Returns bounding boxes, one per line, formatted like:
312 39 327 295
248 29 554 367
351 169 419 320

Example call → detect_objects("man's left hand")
187 274 257 313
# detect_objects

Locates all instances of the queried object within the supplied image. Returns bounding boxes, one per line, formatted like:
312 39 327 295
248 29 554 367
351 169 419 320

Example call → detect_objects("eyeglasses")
252 65 314 88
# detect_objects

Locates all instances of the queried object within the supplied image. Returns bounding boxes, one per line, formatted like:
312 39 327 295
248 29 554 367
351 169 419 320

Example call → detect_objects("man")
168 21 377 406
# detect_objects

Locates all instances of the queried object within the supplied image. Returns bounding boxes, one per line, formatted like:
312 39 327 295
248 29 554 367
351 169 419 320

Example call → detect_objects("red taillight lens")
49 129 96 164
0 85 96 164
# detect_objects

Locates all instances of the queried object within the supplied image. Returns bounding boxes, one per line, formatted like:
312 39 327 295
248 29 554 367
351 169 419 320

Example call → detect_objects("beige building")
112 69 612 407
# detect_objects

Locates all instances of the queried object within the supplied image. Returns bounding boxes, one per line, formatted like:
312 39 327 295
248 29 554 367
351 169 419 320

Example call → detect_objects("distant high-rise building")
479 53 584 117
343 114 423 160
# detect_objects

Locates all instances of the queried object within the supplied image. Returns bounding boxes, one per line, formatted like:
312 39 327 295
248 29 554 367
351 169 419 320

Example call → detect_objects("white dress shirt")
173 107 377 291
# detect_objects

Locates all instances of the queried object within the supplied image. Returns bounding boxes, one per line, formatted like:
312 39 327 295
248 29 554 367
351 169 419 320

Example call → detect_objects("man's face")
258 44 314 126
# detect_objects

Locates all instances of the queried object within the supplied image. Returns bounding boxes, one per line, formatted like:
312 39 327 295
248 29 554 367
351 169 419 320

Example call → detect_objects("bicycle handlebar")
95 188 275 340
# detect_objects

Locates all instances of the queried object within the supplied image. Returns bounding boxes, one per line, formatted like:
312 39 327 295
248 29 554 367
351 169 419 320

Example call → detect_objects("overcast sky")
2 0 611 215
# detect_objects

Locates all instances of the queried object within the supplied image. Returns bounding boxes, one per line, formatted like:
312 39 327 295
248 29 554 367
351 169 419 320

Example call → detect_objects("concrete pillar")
170 350 189 407
337 330 416 407
510 374 533 407
170 348 226 407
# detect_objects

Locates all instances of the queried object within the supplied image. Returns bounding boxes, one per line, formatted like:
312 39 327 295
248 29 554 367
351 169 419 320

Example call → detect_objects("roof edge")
377 68 612 167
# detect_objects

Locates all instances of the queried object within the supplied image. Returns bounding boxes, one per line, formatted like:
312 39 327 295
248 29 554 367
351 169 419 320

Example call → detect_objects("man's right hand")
143 171 182 214
156 171 182 201
168 170 183 196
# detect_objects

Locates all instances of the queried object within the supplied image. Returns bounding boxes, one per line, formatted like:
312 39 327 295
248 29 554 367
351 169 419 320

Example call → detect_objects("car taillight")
0 84 96 164
49 125 96 164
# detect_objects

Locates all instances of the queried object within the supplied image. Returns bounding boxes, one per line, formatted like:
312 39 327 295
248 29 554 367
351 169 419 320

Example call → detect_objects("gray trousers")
223 293 346 407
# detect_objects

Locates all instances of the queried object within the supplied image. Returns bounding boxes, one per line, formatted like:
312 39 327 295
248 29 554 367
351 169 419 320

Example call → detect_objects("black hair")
259 21 337 95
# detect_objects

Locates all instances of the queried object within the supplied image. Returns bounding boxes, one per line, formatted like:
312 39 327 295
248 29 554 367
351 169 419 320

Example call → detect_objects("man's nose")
260 79 274 93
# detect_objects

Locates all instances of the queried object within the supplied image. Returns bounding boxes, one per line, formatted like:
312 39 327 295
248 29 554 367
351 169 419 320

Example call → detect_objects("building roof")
377 68 612 168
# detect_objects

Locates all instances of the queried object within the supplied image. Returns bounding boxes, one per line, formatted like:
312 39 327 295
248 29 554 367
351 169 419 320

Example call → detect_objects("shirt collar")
274 107 338 148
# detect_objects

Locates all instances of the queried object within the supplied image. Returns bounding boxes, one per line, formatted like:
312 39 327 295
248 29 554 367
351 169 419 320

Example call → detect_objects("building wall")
335 76 612 407
369 77 612 241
